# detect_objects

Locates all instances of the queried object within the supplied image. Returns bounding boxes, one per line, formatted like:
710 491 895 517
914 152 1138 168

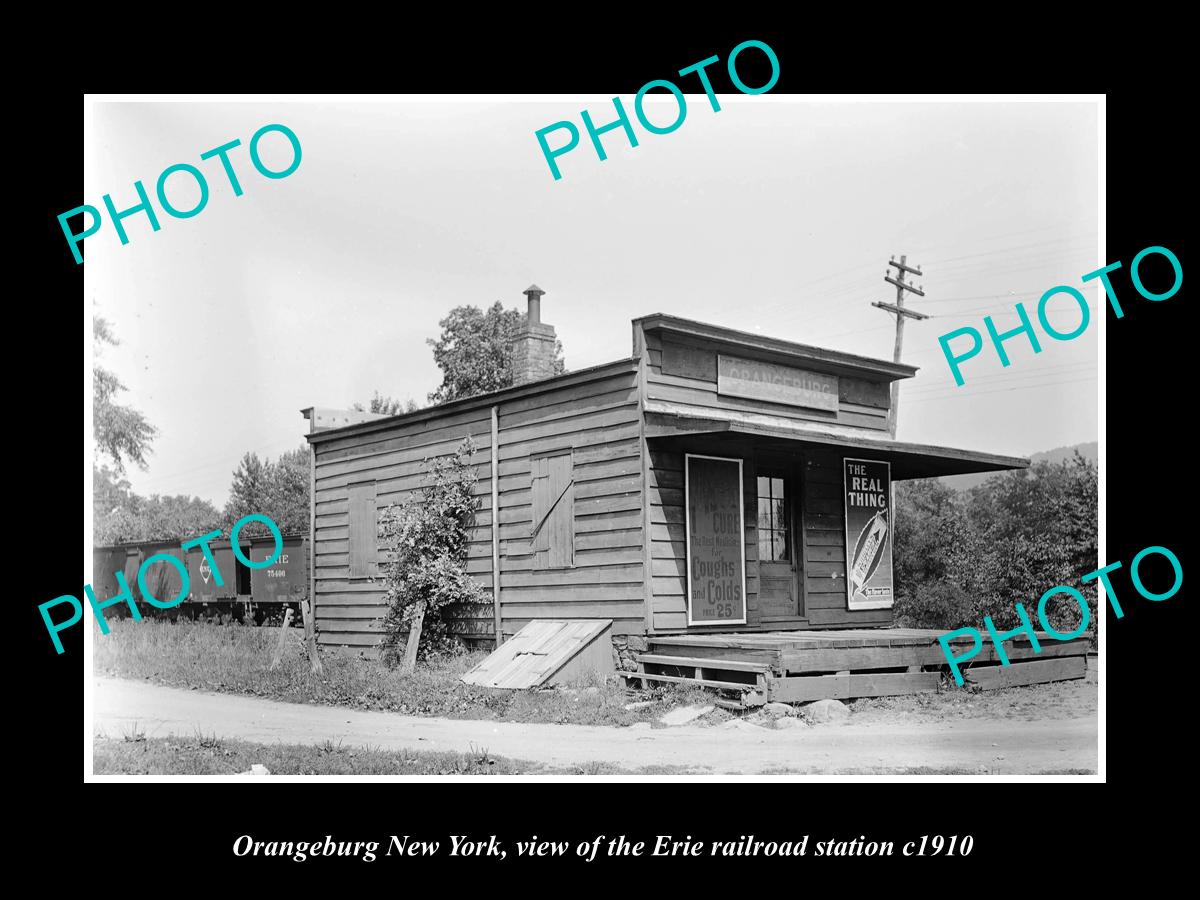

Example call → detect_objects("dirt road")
92 677 1097 774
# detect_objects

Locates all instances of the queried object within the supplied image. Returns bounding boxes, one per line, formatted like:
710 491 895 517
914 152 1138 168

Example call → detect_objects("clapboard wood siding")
496 368 644 638
310 363 645 654
312 401 495 654
645 332 890 431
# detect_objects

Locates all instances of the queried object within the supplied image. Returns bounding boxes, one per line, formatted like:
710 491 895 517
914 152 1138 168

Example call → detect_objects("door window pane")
772 531 789 562
757 471 789 562
757 497 773 532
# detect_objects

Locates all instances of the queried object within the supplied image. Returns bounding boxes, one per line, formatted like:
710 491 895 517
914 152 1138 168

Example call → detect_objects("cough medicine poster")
685 454 747 625
843 458 894 610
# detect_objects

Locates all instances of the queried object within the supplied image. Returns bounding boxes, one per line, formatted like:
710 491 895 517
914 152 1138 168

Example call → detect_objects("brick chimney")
511 284 558 386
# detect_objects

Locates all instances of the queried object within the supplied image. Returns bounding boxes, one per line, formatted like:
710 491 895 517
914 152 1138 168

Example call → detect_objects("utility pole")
872 255 928 437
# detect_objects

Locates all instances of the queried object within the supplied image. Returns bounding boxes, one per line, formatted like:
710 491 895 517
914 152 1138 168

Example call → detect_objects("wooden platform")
620 628 1090 708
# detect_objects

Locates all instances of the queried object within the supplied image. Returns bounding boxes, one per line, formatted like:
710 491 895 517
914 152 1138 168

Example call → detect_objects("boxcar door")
755 463 801 619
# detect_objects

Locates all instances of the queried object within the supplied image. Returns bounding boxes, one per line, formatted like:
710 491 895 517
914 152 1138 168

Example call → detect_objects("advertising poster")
843 458 894 610
685 454 747 625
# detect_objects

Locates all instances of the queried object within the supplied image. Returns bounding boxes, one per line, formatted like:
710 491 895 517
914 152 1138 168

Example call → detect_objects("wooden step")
620 671 767 708
635 653 773 673
620 671 752 691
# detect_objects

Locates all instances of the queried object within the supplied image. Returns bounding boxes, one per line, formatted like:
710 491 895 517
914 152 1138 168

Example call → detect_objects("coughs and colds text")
233 833 974 862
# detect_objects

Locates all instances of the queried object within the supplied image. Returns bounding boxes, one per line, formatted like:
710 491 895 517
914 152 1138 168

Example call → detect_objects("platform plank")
621 671 767 706
779 639 1089 674
637 654 772 673
963 656 1086 688
645 643 783 667
770 671 942 702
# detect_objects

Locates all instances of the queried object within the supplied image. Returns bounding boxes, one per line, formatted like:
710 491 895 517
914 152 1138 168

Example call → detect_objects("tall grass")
93 733 538 775
94 619 705 726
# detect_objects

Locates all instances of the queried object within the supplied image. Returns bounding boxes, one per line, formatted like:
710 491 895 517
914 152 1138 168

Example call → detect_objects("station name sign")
717 355 839 411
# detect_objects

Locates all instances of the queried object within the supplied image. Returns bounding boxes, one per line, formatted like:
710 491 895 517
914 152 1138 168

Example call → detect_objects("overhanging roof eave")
643 406 1028 479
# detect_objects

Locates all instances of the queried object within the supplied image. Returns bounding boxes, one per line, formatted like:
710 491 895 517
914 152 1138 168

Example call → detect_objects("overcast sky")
87 98 1099 506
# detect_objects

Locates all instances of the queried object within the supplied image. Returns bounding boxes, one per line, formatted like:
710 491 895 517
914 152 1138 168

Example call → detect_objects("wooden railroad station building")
302 283 1077 704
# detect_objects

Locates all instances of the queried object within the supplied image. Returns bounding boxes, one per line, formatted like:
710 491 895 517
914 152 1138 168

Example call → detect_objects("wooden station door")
755 457 802 619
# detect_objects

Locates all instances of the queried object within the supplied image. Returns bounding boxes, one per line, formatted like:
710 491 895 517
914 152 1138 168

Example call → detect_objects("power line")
905 373 1098 404
898 222 1096 256
920 232 1097 267
904 362 1097 396
128 434 304 492
757 226 1099 325
930 249 1099 279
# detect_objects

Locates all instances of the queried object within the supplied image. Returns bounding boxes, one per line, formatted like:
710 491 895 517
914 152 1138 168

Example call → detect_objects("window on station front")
756 475 789 562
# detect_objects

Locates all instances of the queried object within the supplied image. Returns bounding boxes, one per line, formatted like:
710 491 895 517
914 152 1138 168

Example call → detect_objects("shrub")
892 452 1097 637
378 437 486 662
894 580 970 630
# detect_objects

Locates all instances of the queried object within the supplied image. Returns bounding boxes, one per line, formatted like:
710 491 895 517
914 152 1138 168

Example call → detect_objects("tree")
136 494 224 542
225 452 274 529
93 317 156 473
94 465 222 545
891 480 970 629
891 453 1098 639
957 453 1098 633
378 436 485 666
353 392 422 416
427 301 566 404
268 447 311 534
224 446 311 536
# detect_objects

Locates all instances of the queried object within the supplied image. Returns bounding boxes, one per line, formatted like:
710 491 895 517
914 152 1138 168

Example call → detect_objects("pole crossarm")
872 301 929 320
884 275 925 296
888 258 923 276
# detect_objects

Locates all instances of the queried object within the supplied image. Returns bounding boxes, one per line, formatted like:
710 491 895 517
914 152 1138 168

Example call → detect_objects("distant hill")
940 441 1097 491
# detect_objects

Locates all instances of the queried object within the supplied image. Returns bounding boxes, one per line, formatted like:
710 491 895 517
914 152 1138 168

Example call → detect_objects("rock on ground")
722 718 772 732
774 717 809 730
804 699 851 723
763 701 798 718
659 705 714 727
623 700 656 711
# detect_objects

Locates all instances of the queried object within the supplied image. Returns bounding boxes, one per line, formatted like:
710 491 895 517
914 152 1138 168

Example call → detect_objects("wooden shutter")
547 453 575 568
531 452 574 570
348 481 378 578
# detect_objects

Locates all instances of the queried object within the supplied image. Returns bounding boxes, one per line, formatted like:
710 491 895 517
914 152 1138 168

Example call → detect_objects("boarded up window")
348 481 378 578
531 452 575 570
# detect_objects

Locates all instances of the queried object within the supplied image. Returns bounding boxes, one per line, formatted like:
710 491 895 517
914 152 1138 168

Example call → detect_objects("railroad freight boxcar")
90 539 188 619
91 534 309 625
185 538 250 603
248 534 308 603
247 533 309 624
91 545 132 609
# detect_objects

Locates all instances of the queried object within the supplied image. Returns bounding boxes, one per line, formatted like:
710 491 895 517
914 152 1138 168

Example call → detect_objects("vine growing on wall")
378 436 486 663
